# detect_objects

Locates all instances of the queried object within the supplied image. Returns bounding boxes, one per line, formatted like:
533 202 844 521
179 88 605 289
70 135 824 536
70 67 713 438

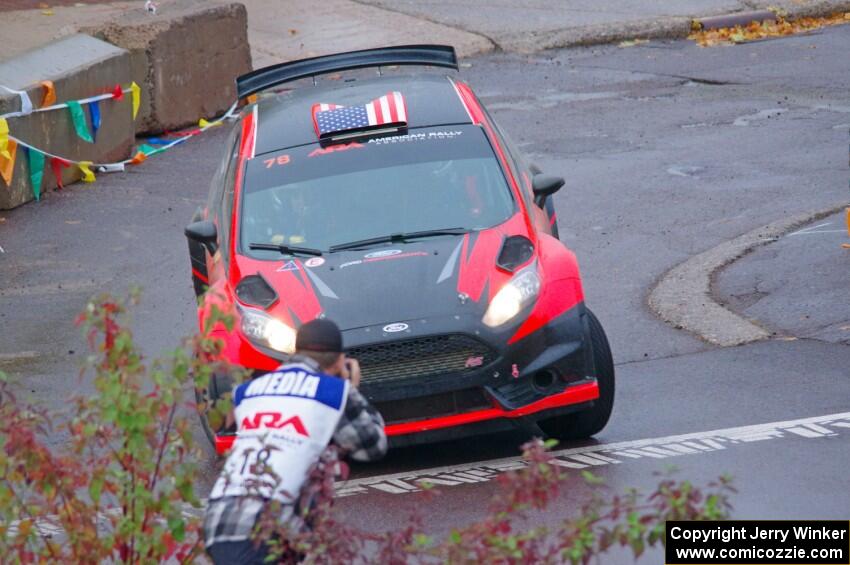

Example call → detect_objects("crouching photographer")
204 319 387 564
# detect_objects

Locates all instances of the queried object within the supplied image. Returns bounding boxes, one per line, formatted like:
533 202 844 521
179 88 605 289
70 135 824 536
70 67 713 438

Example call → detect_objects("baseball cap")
296 318 343 353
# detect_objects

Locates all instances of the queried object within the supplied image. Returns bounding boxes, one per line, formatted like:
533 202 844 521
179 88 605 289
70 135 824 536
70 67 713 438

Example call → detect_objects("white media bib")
209 365 349 503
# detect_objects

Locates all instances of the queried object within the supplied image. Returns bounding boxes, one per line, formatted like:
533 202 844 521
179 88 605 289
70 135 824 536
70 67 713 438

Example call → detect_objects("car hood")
234 219 529 332
302 239 473 329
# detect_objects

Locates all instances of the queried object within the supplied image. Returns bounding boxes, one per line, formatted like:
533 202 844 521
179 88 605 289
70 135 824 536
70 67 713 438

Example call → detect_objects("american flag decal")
312 91 407 139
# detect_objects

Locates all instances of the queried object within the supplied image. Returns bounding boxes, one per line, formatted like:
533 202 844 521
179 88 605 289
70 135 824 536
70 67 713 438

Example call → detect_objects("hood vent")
496 235 534 272
235 274 278 310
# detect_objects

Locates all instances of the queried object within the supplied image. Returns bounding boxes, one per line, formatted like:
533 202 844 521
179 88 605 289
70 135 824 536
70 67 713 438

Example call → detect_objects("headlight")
240 308 297 354
482 268 541 327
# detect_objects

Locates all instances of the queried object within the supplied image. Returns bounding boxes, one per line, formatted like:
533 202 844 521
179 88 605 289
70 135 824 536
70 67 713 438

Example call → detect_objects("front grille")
347 334 496 384
375 388 491 423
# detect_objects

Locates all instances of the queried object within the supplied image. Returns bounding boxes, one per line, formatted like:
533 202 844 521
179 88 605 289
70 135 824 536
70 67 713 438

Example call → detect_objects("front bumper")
213 302 597 454
385 379 598 447
213 380 597 454
359 301 598 447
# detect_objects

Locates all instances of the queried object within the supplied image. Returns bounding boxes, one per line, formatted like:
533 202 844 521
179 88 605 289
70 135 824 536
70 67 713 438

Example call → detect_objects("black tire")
539 308 614 440
195 371 233 448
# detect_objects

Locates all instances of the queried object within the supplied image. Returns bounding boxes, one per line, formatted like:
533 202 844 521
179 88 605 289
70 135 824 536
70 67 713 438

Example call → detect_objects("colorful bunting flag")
0 138 16 186
0 80 236 198
0 117 9 159
130 151 148 165
26 148 45 201
67 101 93 143
78 161 96 183
97 163 125 173
199 118 222 128
40 80 56 107
51 157 71 189
129 82 140 119
0 85 33 117
137 143 159 156
89 100 101 143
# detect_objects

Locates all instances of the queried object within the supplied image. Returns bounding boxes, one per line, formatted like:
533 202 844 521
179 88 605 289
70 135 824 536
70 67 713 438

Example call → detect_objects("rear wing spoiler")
236 45 458 99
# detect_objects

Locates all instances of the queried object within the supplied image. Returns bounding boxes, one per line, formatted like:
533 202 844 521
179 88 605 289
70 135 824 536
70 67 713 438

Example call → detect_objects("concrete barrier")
0 34 133 210
85 0 251 134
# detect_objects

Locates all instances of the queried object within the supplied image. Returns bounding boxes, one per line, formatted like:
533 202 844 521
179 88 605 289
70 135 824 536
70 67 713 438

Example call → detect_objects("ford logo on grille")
365 249 402 259
382 322 409 333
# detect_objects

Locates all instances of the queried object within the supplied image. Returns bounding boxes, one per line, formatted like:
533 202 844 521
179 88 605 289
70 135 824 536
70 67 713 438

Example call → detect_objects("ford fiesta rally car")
185 45 614 454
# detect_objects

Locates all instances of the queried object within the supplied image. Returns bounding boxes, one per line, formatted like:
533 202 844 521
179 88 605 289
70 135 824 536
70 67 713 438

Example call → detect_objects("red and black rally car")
185 45 614 454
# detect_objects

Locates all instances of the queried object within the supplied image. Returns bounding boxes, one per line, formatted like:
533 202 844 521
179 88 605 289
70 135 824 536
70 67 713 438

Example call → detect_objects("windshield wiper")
329 228 468 252
249 242 324 256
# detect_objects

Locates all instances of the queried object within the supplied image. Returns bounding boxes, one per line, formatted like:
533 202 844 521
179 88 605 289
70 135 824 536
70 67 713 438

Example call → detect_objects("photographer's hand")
344 357 362 388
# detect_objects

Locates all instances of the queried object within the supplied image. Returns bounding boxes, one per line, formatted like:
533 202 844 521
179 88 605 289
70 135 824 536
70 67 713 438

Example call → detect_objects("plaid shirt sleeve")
332 386 387 462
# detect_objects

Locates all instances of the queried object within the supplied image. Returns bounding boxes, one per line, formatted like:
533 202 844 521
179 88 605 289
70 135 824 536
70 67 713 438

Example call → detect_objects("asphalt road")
2 25 849 560
716 210 850 344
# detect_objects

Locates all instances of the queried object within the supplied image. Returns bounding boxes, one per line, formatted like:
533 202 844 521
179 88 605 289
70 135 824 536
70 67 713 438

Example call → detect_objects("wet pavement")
716 210 850 344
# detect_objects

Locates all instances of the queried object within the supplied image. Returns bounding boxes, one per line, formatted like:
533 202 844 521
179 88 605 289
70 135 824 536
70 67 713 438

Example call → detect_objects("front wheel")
539 308 614 440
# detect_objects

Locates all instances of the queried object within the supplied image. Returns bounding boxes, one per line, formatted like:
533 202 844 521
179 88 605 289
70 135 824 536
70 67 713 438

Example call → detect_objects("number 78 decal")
264 155 290 168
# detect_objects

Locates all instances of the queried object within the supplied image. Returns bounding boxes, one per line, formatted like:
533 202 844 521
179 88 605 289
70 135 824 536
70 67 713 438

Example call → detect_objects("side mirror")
532 174 564 207
185 220 218 255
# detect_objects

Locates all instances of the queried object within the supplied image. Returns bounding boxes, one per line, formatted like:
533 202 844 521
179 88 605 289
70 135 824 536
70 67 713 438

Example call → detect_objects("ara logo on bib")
241 412 309 436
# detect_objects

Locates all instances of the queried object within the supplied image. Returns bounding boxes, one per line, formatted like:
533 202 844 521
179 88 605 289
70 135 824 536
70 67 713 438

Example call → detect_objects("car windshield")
240 125 515 257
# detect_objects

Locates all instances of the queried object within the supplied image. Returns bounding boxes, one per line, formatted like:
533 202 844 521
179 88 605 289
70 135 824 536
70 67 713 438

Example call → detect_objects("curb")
502 2 850 53
502 17 693 53
760 0 850 19
694 10 776 30
647 205 848 347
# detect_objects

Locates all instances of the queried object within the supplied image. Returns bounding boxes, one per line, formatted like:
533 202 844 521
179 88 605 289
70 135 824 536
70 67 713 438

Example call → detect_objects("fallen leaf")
288 29 298 35
618 39 649 48
689 12 850 46
842 243 850 249
41 9 54 15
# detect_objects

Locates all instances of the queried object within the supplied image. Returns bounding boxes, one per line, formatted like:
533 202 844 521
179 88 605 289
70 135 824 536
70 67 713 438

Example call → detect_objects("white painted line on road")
336 412 850 498
802 423 837 436
569 453 620 466
786 222 847 237
787 230 847 236
787 222 832 236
